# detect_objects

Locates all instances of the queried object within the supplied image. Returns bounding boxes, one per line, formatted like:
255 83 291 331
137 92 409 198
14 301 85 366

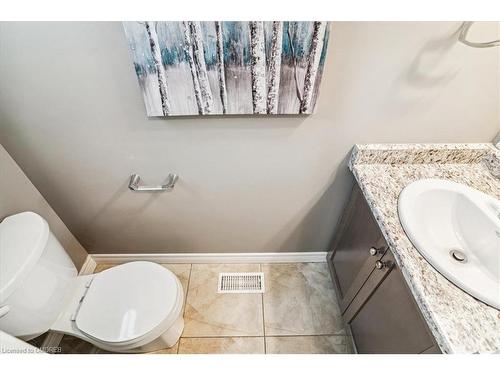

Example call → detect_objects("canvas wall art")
123 21 330 116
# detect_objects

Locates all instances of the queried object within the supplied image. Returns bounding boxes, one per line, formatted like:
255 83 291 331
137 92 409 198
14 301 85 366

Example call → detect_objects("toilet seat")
74 262 183 347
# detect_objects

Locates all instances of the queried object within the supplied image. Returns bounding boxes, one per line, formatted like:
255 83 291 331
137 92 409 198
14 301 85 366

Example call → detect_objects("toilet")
0 211 184 353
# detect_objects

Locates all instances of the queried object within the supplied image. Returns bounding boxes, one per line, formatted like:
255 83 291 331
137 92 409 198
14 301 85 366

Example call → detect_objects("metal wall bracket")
458 21 500 48
128 173 178 192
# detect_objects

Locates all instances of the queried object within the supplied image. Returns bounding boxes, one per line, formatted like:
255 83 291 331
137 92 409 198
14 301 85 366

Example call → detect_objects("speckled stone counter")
349 143 500 353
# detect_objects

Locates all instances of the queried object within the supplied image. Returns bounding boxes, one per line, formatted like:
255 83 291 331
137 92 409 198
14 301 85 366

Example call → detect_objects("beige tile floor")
53 262 352 354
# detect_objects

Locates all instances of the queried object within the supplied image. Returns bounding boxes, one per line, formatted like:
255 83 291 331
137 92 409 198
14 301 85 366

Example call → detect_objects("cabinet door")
345 251 439 354
327 185 387 310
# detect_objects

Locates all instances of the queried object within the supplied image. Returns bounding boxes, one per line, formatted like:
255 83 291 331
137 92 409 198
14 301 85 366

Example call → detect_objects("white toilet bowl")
0 212 184 353
52 261 185 353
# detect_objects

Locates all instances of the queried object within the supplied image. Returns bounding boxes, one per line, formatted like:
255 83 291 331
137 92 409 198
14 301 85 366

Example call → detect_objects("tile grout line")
176 338 183 355
178 263 193 354
265 333 350 338
179 334 349 339
182 263 193 320
260 263 267 354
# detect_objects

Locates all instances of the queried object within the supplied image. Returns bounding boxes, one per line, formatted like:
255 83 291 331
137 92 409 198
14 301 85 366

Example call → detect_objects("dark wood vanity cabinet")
327 185 441 354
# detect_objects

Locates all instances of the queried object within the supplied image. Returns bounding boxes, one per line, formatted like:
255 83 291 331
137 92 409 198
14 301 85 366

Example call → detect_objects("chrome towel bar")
128 173 178 192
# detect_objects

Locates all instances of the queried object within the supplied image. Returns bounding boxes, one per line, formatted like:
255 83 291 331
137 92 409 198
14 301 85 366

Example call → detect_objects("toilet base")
49 316 185 353
126 316 185 353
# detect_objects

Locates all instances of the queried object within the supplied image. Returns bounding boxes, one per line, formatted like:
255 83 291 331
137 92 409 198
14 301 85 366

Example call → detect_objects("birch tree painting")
123 21 330 116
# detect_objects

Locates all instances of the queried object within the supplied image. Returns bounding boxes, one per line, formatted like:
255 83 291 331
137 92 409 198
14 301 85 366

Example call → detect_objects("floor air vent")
217 272 265 293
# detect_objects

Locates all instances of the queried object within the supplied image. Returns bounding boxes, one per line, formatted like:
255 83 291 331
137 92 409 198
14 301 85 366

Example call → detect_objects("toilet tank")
0 212 77 339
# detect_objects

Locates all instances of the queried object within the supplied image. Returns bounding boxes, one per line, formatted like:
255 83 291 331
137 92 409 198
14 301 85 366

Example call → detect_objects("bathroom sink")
398 179 500 309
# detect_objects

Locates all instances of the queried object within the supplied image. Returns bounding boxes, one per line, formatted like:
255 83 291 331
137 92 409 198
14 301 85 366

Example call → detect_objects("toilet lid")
0 212 49 304
75 261 180 344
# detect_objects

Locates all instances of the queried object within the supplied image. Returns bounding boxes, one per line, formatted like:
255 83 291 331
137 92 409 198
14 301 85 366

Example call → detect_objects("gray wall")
0 144 88 268
0 22 499 254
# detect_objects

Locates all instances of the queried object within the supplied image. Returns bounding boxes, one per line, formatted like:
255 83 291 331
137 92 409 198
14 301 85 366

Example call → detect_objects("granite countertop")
349 143 500 354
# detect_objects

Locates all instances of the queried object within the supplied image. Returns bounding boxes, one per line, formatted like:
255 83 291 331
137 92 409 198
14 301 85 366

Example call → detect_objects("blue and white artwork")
123 22 330 116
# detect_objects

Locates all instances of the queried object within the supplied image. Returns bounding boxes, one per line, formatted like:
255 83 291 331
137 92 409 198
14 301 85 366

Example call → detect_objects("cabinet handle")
375 260 393 270
369 247 380 256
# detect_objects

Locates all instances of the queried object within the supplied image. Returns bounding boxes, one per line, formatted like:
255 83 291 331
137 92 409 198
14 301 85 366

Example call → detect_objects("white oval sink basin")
398 179 500 309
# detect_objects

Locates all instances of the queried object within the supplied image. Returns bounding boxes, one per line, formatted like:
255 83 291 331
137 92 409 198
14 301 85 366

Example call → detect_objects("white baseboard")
79 254 97 275
91 252 327 264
